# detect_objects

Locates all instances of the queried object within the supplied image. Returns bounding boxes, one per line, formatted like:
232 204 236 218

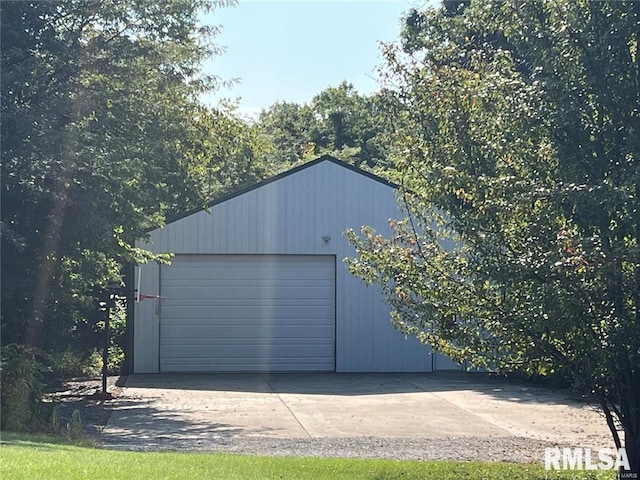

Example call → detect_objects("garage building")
133 156 458 373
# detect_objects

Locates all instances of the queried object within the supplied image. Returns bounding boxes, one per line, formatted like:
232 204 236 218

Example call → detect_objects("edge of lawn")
0 432 614 480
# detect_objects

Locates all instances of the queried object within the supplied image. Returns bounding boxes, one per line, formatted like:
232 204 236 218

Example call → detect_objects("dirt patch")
43 375 125 438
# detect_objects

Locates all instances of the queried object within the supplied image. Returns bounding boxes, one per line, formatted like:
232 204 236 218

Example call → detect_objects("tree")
256 82 394 170
255 100 317 165
0 0 257 359
346 1 640 473
185 107 271 200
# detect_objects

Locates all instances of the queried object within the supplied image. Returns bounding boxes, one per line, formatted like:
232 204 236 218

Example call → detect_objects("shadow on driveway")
123 372 590 407
102 372 613 449
101 397 281 449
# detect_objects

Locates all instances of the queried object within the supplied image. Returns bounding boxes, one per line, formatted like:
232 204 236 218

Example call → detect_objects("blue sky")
200 1 426 118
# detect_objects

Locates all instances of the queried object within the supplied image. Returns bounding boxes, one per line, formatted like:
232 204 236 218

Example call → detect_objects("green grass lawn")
0 432 613 480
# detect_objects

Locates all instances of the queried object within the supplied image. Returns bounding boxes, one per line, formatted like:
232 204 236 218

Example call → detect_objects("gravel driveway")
98 372 614 463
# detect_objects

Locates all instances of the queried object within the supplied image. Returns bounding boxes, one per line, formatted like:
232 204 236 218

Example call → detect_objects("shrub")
0 344 45 431
67 409 83 439
84 349 103 376
108 345 125 375
81 346 124 377
108 298 127 374
44 348 92 378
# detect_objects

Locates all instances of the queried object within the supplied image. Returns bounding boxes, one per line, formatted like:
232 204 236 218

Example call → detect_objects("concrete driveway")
102 373 612 450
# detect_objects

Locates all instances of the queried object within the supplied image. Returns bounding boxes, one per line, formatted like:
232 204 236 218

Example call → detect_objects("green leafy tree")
184 107 271 200
347 1 640 473
255 101 317 165
256 82 393 170
0 0 252 357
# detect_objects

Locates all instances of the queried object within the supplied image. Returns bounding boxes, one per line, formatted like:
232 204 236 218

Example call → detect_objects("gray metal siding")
433 352 463 371
134 160 431 373
134 262 159 373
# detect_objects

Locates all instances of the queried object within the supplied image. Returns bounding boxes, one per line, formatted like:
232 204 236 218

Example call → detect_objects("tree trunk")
620 372 640 476
26 195 66 348
622 430 639 477
602 396 622 450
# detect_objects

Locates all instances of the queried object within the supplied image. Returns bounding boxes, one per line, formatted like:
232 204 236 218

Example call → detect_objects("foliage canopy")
0 0 266 358
255 82 394 171
347 1 640 471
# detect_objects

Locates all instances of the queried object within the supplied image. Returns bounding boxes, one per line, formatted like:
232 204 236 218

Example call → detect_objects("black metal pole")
102 298 110 394
123 263 135 375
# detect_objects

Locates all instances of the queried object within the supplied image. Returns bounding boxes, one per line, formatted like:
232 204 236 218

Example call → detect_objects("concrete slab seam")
261 375 312 439
394 375 515 438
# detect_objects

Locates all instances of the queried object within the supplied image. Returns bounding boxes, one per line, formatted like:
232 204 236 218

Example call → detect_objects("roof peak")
160 155 395 228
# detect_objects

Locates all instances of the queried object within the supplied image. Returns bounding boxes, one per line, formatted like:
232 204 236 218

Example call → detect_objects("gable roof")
163 155 397 227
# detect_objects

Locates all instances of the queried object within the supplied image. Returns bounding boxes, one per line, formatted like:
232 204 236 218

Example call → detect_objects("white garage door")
160 255 335 372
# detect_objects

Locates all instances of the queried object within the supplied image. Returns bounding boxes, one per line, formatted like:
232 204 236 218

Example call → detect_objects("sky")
200 0 427 118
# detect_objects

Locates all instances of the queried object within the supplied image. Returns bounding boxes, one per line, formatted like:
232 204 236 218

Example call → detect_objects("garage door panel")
161 286 333 301
162 274 333 284
161 360 333 372
160 255 335 372
162 324 335 339
162 336 335 346
165 262 333 276
163 356 334 364
161 306 334 319
164 267 334 279
163 284 334 293
162 301 332 312
162 344 334 358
